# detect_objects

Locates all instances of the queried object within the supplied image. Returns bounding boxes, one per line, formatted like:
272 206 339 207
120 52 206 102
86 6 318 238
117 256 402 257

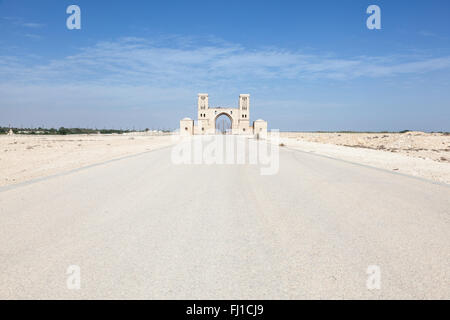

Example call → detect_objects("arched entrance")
215 113 232 134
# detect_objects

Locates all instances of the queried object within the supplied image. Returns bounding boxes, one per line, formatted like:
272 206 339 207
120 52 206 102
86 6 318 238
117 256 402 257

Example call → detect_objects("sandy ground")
2 131 450 186
273 132 450 184
0 133 174 187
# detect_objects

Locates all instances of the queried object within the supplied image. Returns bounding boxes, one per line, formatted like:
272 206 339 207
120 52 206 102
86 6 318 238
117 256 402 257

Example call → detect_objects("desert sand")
274 131 450 184
2 131 450 187
0 133 174 187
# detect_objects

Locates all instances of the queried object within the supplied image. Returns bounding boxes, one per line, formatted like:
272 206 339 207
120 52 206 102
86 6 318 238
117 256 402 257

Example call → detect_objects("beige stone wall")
254 120 268 139
180 119 194 136
238 119 251 134
197 93 209 121
239 94 250 121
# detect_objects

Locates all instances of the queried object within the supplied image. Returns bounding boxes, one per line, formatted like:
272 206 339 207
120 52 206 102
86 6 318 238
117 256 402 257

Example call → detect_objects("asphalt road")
0 143 449 299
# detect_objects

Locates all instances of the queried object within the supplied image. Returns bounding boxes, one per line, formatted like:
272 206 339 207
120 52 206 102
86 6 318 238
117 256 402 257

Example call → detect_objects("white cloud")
21 22 44 28
1 37 450 88
418 30 448 40
3 16 44 28
24 33 42 40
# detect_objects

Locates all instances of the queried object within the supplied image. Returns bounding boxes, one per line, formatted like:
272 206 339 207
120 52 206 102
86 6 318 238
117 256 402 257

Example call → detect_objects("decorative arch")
214 112 233 133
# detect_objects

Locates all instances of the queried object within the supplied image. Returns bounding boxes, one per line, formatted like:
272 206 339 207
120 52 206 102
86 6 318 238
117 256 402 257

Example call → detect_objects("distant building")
180 94 268 137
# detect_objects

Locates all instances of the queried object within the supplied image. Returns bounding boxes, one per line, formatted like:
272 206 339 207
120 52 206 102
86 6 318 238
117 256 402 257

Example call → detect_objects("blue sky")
1 0 449 131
